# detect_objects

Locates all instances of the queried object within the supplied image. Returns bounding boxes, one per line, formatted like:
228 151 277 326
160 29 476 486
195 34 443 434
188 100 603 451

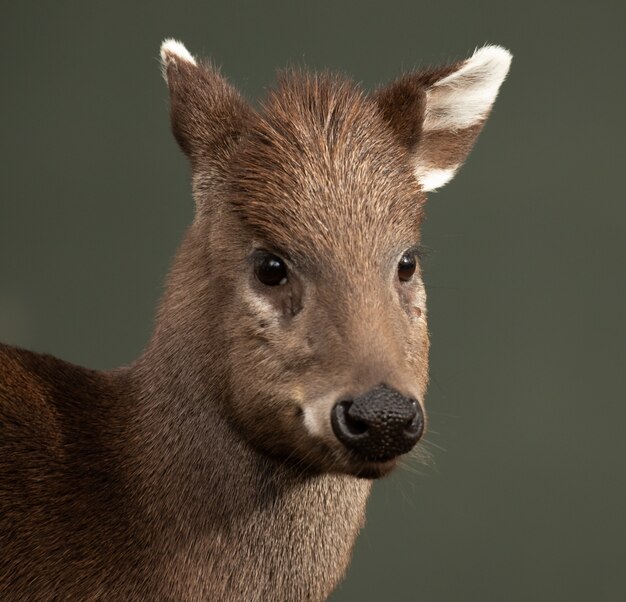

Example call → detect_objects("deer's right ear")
160 39 249 171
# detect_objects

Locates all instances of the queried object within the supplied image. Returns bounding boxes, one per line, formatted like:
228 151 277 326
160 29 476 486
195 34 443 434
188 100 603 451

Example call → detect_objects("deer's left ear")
375 45 512 192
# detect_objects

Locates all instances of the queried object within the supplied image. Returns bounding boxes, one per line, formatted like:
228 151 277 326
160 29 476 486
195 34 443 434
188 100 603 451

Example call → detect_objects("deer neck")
124 338 371 599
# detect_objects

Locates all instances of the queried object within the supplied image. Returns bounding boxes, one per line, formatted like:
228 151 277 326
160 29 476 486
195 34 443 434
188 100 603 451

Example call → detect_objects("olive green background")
1 1 624 600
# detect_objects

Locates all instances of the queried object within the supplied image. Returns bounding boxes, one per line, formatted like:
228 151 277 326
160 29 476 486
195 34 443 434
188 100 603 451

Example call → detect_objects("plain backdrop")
1 1 624 600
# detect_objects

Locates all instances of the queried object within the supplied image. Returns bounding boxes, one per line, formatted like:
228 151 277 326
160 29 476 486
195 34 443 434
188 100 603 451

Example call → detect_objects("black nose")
330 385 424 462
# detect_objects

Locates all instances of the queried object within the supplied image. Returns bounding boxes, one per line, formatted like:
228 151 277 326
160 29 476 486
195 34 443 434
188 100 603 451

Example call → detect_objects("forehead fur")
229 71 424 261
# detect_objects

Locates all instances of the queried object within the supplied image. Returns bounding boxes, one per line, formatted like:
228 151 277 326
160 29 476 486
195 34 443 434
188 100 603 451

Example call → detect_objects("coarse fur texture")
0 40 511 600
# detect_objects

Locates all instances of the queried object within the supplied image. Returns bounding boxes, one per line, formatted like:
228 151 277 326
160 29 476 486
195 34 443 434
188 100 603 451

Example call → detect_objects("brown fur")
0 42 509 600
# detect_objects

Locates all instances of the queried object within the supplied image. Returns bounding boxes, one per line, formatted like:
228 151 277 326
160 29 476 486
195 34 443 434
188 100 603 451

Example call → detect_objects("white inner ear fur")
423 45 512 132
415 164 459 191
160 38 197 72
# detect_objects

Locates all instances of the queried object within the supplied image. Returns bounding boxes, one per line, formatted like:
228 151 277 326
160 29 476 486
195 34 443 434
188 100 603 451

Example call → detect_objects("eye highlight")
397 250 417 282
255 253 288 286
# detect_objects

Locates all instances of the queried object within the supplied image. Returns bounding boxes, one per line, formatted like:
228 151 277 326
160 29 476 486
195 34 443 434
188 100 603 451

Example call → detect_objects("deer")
0 39 511 601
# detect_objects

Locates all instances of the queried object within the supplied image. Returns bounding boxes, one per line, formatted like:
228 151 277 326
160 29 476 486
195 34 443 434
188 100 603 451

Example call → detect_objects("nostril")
331 401 369 442
404 400 424 438
341 401 368 436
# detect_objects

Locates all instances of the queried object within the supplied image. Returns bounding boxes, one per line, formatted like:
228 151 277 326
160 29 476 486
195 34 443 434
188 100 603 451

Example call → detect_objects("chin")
276 442 400 481
351 458 399 479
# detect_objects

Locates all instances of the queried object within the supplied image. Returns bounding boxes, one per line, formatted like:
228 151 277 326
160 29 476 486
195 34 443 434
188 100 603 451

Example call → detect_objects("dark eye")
255 253 288 286
398 251 417 282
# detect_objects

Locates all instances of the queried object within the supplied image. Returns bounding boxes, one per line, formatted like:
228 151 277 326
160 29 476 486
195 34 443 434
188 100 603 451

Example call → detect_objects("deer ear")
375 45 512 192
160 39 249 171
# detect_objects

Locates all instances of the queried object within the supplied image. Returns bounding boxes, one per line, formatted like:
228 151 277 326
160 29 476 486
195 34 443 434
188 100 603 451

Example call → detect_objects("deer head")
158 40 511 479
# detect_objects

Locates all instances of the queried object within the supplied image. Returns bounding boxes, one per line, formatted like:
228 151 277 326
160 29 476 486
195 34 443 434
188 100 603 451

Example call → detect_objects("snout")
330 385 424 462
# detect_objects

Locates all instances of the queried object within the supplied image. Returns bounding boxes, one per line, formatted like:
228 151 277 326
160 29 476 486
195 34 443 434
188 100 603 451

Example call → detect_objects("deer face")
160 40 511 478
